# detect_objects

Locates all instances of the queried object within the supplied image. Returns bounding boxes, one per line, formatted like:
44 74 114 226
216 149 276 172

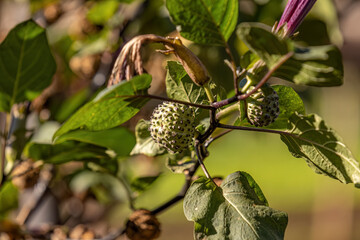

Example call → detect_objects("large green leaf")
281 113 360 187
54 127 135 156
237 23 289 67
130 120 165 157
24 142 110 165
0 20 56 112
166 61 207 105
184 171 288 239
166 0 238 46
274 45 343 86
54 74 151 138
237 23 344 87
0 182 18 219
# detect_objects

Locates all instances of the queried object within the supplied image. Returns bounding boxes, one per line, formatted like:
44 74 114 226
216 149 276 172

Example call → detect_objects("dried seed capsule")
149 102 195 153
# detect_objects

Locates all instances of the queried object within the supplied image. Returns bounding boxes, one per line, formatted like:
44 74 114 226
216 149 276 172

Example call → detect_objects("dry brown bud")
165 37 210 86
125 209 161 240
11 160 40 190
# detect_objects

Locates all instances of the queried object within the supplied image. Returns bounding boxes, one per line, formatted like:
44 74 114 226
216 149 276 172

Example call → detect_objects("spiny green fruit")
150 102 196 153
246 84 280 127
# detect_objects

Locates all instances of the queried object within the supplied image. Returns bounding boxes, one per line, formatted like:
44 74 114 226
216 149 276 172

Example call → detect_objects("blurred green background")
1 0 360 239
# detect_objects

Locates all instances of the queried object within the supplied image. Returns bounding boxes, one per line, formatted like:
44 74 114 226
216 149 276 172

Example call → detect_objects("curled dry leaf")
108 34 209 87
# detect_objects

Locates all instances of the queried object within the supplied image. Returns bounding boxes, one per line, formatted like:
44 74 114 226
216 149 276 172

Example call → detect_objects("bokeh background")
0 0 359 239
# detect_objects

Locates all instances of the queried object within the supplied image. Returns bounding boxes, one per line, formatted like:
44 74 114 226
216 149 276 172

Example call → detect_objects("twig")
237 53 293 101
211 51 294 109
217 123 285 135
194 142 213 180
204 129 232 148
116 94 215 110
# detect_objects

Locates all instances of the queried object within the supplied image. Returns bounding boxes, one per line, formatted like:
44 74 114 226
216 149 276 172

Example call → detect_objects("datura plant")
0 0 357 239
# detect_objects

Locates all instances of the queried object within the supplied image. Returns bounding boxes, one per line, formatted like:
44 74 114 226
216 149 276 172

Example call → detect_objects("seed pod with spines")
149 102 196 153
246 84 280 127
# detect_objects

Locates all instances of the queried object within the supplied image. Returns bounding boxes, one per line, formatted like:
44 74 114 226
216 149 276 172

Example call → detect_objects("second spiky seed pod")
246 84 280 127
149 102 196 153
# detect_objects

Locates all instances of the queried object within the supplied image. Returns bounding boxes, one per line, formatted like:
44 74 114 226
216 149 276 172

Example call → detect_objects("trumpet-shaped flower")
276 0 317 37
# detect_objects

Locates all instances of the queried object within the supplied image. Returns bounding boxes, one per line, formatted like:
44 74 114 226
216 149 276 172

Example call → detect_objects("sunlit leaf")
166 0 238 46
166 61 207 105
281 113 360 187
237 22 343 87
55 127 135 156
184 171 288 239
54 74 151 139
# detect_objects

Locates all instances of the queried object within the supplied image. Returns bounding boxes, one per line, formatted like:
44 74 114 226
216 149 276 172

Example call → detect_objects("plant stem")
150 161 200 215
204 129 232 148
203 82 215 103
216 103 240 120
117 94 215 110
217 123 285 135
211 51 294 109
241 77 252 93
238 52 293 101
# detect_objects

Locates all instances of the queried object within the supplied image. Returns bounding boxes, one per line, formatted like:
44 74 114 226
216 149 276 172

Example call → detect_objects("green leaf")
54 127 135 156
0 20 56 112
237 22 289 67
166 150 196 173
130 120 165 157
87 0 120 25
274 45 344 86
237 22 344 87
54 74 151 139
281 113 360 187
24 141 111 165
166 0 238 46
235 85 305 130
0 182 18 219
130 175 160 194
166 61 207 105
268 85 305 130
184 172 288 239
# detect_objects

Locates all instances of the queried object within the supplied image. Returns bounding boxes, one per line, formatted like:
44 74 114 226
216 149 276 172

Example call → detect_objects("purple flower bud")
276 0 317 37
